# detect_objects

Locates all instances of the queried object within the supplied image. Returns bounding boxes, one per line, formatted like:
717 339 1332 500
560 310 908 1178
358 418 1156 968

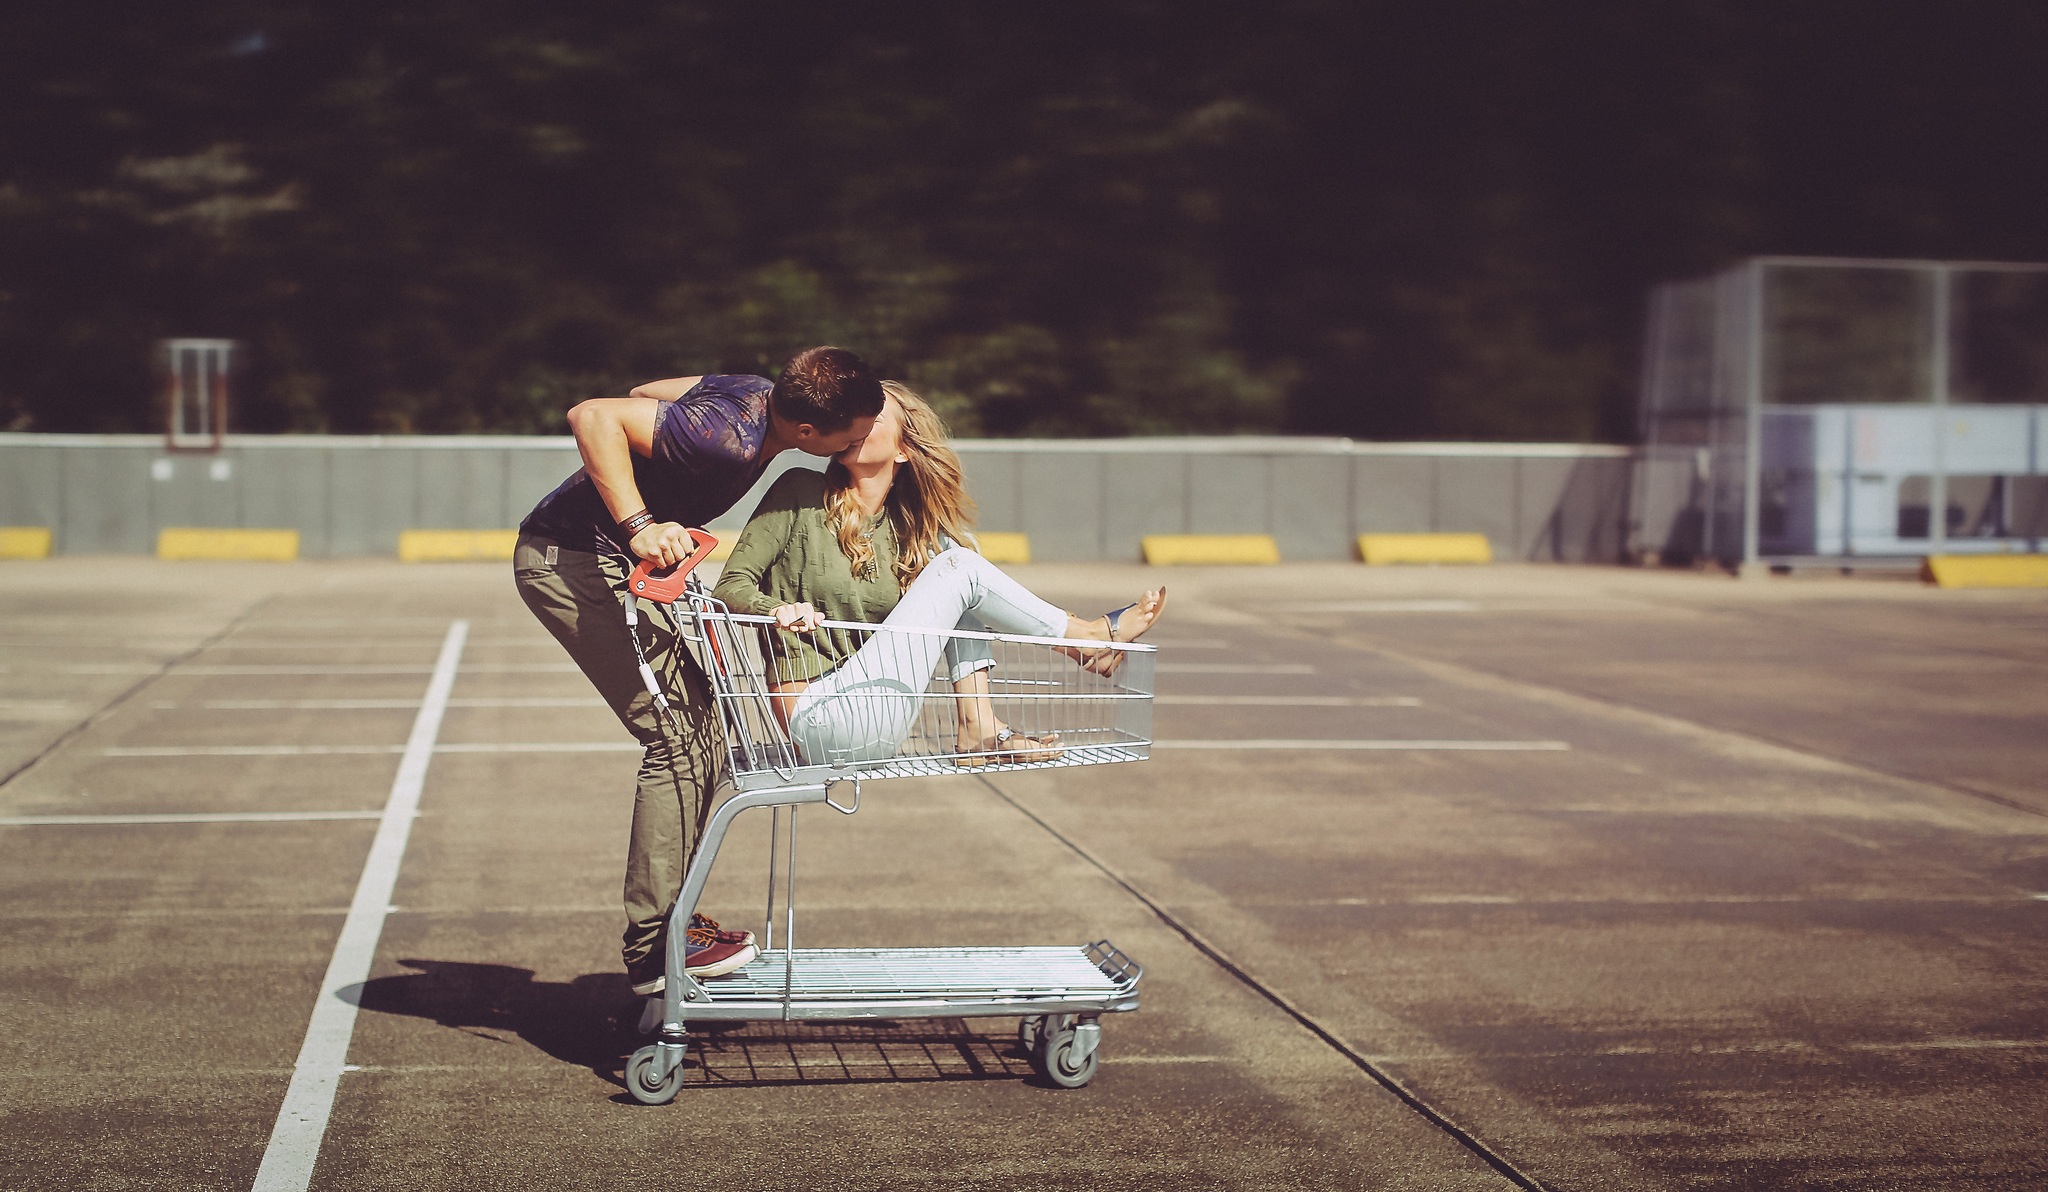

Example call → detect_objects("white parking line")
168 637 556 650
1157 663 1316 675
434 741 637 753
1155 695 1421 707
0 699 82 718
175 663 576 676
106 745 406 756
1153 739 1569 751
106 737 1565 758
0 811 386 826
1279 600 1480 613
252 619 467 1192
166 697 608 710
153 695 1402 712
66 663 571 676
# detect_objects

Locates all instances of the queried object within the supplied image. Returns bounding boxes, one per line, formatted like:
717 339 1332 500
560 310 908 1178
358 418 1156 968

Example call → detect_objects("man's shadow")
348 959 1041 1091
348 959 652 1081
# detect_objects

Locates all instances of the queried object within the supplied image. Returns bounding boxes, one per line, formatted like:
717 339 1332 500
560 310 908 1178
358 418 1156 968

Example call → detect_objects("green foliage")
2 2 2045 440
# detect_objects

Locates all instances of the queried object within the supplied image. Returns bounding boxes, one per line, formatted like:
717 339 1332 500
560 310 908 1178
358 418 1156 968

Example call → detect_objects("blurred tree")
1 1 2044 439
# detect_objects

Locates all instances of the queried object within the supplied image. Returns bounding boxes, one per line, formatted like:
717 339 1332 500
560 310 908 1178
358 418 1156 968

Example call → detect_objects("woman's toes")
1114 588 1167 642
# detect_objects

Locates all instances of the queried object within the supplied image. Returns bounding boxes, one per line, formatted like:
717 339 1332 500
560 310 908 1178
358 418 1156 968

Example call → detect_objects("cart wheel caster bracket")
626 1041 686 1105
1035 1017 1101 1088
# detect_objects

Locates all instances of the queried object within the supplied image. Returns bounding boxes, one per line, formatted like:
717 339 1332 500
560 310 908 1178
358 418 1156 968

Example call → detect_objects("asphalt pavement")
2 558 2043 1190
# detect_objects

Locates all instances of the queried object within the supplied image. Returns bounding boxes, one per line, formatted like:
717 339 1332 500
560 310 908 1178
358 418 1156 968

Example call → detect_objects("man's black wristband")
619 510 655 537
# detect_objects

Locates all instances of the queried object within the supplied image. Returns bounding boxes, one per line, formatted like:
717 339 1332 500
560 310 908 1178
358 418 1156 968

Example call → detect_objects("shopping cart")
620 531 1153 1103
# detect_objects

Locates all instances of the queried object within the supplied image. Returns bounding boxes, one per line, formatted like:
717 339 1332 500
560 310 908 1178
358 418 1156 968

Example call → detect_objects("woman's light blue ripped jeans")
787 547 1068 765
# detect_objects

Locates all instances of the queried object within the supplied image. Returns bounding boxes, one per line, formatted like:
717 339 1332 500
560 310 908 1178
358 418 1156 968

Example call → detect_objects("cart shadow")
680 1019 1042 1093
347 959 1046 1095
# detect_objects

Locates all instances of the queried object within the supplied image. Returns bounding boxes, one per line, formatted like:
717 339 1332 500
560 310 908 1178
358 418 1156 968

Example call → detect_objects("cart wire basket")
620 536 1153 1103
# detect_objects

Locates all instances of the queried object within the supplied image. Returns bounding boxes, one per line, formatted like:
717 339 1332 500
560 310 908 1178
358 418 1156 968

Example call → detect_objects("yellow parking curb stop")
1922 554 2048 588
1142 535 1281 565
0 527 53 559
399 530 520 562
1358 533 1493 565
976 532 1032 564
158 528 300 561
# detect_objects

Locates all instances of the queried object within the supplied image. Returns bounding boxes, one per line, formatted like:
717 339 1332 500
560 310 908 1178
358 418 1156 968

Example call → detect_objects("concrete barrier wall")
0 433 1634 562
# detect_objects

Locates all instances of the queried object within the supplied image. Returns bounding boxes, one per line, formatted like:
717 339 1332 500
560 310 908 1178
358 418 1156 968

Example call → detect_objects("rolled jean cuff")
947 655 998 683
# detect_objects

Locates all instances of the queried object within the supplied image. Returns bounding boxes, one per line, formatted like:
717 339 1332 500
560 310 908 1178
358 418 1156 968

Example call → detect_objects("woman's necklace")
856 511 886 582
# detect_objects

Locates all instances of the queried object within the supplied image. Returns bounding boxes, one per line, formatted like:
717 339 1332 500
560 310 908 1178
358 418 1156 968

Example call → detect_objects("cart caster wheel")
1039 1026 1100 1089
626 1044 683 1105
1018 1016 1045 1054
1040 1028 1105 1089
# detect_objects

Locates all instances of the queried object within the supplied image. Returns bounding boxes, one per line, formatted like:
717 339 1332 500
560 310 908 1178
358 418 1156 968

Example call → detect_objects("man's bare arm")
565 397 659 519
628 375 704 402
564 396 694 565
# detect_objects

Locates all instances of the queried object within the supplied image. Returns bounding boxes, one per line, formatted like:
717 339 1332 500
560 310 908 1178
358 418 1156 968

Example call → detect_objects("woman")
712 382 1165 767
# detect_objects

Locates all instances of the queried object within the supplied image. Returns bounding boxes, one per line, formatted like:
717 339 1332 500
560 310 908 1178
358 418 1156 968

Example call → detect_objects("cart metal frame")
619 543 1152 1102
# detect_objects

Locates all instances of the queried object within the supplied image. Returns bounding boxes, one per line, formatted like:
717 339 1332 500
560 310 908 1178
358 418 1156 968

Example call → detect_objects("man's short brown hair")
772 346 884 431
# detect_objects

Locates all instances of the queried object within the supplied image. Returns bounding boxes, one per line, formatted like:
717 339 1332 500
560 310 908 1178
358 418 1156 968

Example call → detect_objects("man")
513 346 883 995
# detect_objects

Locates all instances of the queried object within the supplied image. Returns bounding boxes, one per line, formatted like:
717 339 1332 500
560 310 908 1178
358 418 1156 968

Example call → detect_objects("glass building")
1633 257 2048 569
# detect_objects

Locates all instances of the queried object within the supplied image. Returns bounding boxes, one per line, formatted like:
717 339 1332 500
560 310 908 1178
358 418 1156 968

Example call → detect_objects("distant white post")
162 338 235 452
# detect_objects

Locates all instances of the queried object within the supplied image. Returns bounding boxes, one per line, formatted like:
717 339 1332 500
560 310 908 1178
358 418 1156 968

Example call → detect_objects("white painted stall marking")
106 745 406 757
1152 739 1569 752
1155 695 1421 707
104 736 1567 758
251 619 466 1192
175 696 607 710
0 811 386 826
1156 663 1316 675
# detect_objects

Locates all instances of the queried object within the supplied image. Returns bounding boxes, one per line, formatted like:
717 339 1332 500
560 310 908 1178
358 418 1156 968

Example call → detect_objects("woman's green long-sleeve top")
711 469 905 683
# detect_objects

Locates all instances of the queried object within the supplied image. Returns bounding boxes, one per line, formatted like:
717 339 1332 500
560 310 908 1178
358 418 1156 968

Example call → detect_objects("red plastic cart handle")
626 528 720 604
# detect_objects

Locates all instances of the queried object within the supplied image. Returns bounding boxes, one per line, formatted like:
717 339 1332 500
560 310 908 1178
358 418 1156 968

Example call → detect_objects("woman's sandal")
1078 603 1137 676
955 727 1066 768
1081 590 1164 676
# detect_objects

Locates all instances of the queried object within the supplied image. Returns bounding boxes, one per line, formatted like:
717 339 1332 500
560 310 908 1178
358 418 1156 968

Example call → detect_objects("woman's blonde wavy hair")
824 381 978 589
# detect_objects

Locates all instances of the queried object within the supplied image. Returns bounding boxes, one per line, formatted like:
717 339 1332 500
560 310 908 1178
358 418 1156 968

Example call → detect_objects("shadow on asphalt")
685 1019 1041 1091
348 959 643 1082
348 959 1042 1094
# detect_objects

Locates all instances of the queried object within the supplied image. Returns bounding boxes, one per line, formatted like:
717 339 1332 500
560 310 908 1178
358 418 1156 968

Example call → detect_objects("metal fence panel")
62 445 154 553
325 447 419 556
413 447 508 529
1188 455 1270 535
238 447 331 554
1548 458 1632 562
1352 455 1437 533
0 444 62 534
1515 456 1578 560
0 434 1641 562
1271 454 1352 560
507 447 583 529
956 450 1021 532
1017 453 1105 561
148 453 239 531
1102 453 1188 552
1436 457 1518 556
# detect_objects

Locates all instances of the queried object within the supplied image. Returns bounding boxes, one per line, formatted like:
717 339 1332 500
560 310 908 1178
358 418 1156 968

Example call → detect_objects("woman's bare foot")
955 723 1065 767
1063 587 1167 675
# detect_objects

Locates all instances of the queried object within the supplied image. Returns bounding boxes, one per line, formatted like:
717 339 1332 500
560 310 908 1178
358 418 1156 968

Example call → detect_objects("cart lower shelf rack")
681 942 1142 1021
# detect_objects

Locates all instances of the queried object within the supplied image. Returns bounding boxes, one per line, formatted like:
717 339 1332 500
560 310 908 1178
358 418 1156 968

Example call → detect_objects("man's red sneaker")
689 912 754 947
683 937 758 978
